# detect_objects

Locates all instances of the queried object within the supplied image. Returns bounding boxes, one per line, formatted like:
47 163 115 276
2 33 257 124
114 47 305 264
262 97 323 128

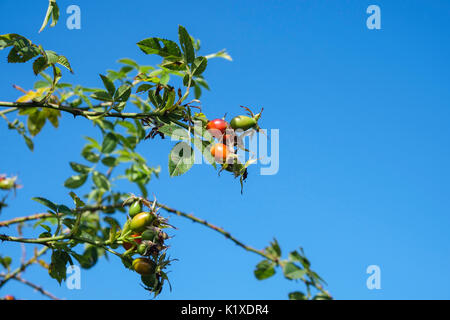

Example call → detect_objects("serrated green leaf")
100 74 115 97
6 37 40 63
33 56 48 75
45 50 59 65
192 56 207 76
57 55 72 73
114 84 131 102
168 141 194 177
137 37 182 59
90 90 112 102
159 124 190 140
178 25 195 64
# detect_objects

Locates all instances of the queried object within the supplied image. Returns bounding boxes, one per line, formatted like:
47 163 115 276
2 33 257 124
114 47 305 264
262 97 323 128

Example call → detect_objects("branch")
0 200 332 298
157 202 276 262
157 202 332 298
0 273 60 300
0 246 49 288
0 101 161 119
0 203 123 227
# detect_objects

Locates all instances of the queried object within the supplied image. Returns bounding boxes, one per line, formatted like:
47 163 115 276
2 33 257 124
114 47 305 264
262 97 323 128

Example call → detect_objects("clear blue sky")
1 0 450 299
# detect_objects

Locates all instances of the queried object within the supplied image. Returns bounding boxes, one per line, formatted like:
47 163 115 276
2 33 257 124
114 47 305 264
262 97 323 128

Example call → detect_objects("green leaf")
192 56 207 76
118 58 139 69
183 73 192 87
69 191 85 208
92 171 110 190
6 36 40 63
158 124 190 140
148 90 162 108
50 1 59 27
91 90 112 102
205 49 233 61
192 138 216 168
159 72 170 85
31 197 57 212
168 142 195 177
265 238 281 258
114 84 131 102
178 26 195 64
313 293 332 300
289 292 307 300
194 84 201 99
45 50 59 65
136 83 154 93
23 135 34 151
27 109 46 137
57 204 72 215
33 56 48 75
254 260 276 280
38 223 51 232
0 256 12 269
48 250 70 284
100 74 115 97
282 262 306 280
64 174 88 189
72 246 98 269
56 55 73 73
101 156 118 167
39 0 58 33
289 249 310 269
81 147 100 163
137 37 182 59
84 136 101 150
101 132 118 154
69 162 91 174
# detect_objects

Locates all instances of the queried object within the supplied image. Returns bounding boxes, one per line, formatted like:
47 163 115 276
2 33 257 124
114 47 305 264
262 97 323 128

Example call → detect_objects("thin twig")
0 101 161 119
0 273 60 300
0 246 49 288
0 203 123 227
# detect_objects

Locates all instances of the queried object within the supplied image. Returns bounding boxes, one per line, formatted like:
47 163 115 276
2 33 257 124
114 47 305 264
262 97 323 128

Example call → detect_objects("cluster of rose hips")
206 106 263 164
121 198 172 293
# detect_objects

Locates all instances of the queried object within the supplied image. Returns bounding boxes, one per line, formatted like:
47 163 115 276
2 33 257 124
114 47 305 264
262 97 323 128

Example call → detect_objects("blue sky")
1 0 450 299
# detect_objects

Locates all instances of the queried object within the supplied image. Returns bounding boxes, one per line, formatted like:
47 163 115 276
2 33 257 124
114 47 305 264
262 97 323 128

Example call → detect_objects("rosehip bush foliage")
0 1 331 300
